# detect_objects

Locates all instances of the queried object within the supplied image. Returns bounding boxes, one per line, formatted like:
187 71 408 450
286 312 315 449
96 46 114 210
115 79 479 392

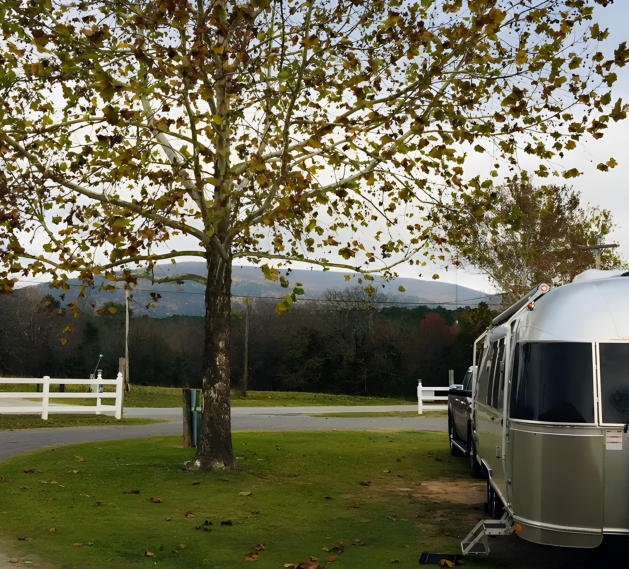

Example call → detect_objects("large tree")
445 180 624 305
0 0 626 469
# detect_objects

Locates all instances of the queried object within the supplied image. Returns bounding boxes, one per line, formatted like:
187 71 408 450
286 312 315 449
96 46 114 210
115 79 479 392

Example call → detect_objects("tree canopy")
445 179 623 304
0 0 627 469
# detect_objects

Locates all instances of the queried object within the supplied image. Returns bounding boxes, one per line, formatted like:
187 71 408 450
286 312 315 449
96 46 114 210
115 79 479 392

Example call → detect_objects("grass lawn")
307 410 446 418
0 415 159 431
18 384 417 408
0 431 486 569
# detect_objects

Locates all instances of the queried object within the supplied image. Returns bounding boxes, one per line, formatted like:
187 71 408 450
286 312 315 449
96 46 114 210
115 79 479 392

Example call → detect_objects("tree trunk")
188 254 234 470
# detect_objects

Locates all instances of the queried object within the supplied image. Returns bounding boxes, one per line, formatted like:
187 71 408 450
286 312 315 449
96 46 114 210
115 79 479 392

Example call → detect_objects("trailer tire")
467 426 484 479
486 479 504 519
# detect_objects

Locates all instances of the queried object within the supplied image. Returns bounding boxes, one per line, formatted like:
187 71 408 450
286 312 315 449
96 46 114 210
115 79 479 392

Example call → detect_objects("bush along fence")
416 380 449 414
0 371 124 419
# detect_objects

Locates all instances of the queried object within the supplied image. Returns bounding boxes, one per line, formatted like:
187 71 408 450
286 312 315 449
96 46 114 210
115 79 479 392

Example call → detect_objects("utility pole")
123 282 136 392
241 298 251 397
581 235 619 270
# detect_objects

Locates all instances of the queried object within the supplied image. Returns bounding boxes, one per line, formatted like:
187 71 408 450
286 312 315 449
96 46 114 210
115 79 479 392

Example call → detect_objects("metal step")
460 512 514 556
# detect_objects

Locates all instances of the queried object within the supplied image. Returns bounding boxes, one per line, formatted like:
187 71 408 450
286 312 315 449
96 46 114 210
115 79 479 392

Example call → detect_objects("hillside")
31 262 495 317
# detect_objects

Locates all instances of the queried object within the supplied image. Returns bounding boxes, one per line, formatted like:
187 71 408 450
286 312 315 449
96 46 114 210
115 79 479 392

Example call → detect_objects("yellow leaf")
211 44 225 54
107 306 117 314
515 49 527 66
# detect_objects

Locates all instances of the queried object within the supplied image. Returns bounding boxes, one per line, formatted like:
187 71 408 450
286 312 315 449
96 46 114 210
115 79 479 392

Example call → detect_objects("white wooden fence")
0 371 124 420
416 380 449 414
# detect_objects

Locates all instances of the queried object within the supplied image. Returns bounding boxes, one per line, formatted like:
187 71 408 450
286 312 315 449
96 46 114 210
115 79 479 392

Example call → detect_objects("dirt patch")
0 535 53 569
396 478 486 505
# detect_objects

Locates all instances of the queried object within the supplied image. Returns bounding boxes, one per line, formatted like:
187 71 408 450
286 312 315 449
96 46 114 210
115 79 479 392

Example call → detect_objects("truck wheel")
448 416 463 456
467 427 484 479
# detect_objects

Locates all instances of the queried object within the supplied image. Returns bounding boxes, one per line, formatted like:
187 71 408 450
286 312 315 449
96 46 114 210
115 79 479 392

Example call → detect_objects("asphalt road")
0 405 447 463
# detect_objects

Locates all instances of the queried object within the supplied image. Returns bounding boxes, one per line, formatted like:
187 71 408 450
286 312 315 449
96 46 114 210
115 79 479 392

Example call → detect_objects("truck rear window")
510 342 594 423
600 343 629 424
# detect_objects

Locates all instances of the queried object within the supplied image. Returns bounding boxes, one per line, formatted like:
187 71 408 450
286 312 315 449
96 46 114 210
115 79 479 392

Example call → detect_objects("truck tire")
448 415 463 456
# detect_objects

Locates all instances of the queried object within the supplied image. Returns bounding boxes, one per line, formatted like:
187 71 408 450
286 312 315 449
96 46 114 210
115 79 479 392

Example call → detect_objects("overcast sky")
408 1 629 294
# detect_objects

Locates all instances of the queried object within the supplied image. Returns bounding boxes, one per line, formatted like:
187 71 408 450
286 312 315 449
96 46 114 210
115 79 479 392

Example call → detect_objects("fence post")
96 370 103 415
114 371 123 420
42 376 50 420
417 380 423 415
448 369 454 386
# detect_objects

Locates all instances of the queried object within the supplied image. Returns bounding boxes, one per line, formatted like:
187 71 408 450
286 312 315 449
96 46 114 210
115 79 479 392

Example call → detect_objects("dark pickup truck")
447 366 482 477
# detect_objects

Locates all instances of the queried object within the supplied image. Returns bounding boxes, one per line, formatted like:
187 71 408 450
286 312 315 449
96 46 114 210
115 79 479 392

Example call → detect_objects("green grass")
0 415 159 430
0 431 485 569
231 391 414 407
307 410 446 418
4 383 416 408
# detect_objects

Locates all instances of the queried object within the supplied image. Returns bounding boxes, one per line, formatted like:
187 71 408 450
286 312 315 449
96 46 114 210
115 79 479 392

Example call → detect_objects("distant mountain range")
31 262 496 317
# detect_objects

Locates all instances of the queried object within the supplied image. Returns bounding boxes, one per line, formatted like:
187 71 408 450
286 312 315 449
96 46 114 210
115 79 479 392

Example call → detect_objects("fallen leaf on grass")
220 520 233 526
359 481 371 487
8 558 21 564
72 543 83 547
144 551 154 557
284 558 319 569
71 470 80 475
149 497 163 503
184 512 196 518
255 544 266 551
75 456 86 463
245 552 259 561
386 514 397 521
49 528 55 533
322 543 344 555
23 469 41 474
325 555 338 563
239 491 252 496
352 539 364 546
123 489 140 494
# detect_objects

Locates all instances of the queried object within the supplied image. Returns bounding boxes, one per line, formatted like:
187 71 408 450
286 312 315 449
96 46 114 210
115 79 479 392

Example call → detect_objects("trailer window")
600 343 629 424
510 342 594 423
489 339 505 410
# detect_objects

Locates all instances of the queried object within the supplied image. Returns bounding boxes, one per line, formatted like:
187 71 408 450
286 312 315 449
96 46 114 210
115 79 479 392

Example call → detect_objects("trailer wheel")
467 426 484 478
448 415 463 456
486 479 504 519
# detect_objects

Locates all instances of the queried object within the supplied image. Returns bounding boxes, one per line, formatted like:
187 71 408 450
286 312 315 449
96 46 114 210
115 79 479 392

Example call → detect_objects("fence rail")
0 372 124 420
416 381 449 415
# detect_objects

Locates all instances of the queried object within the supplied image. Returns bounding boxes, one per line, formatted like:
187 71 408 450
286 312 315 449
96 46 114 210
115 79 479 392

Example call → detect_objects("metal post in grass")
417 380 423 415
42 376 50 420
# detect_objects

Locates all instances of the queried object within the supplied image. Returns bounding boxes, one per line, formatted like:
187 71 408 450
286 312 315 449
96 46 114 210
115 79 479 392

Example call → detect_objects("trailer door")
599 343 629 532
477 337 506 495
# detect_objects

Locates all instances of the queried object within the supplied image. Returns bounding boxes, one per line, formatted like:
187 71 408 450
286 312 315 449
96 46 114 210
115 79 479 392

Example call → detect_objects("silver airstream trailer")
465 269 629 552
